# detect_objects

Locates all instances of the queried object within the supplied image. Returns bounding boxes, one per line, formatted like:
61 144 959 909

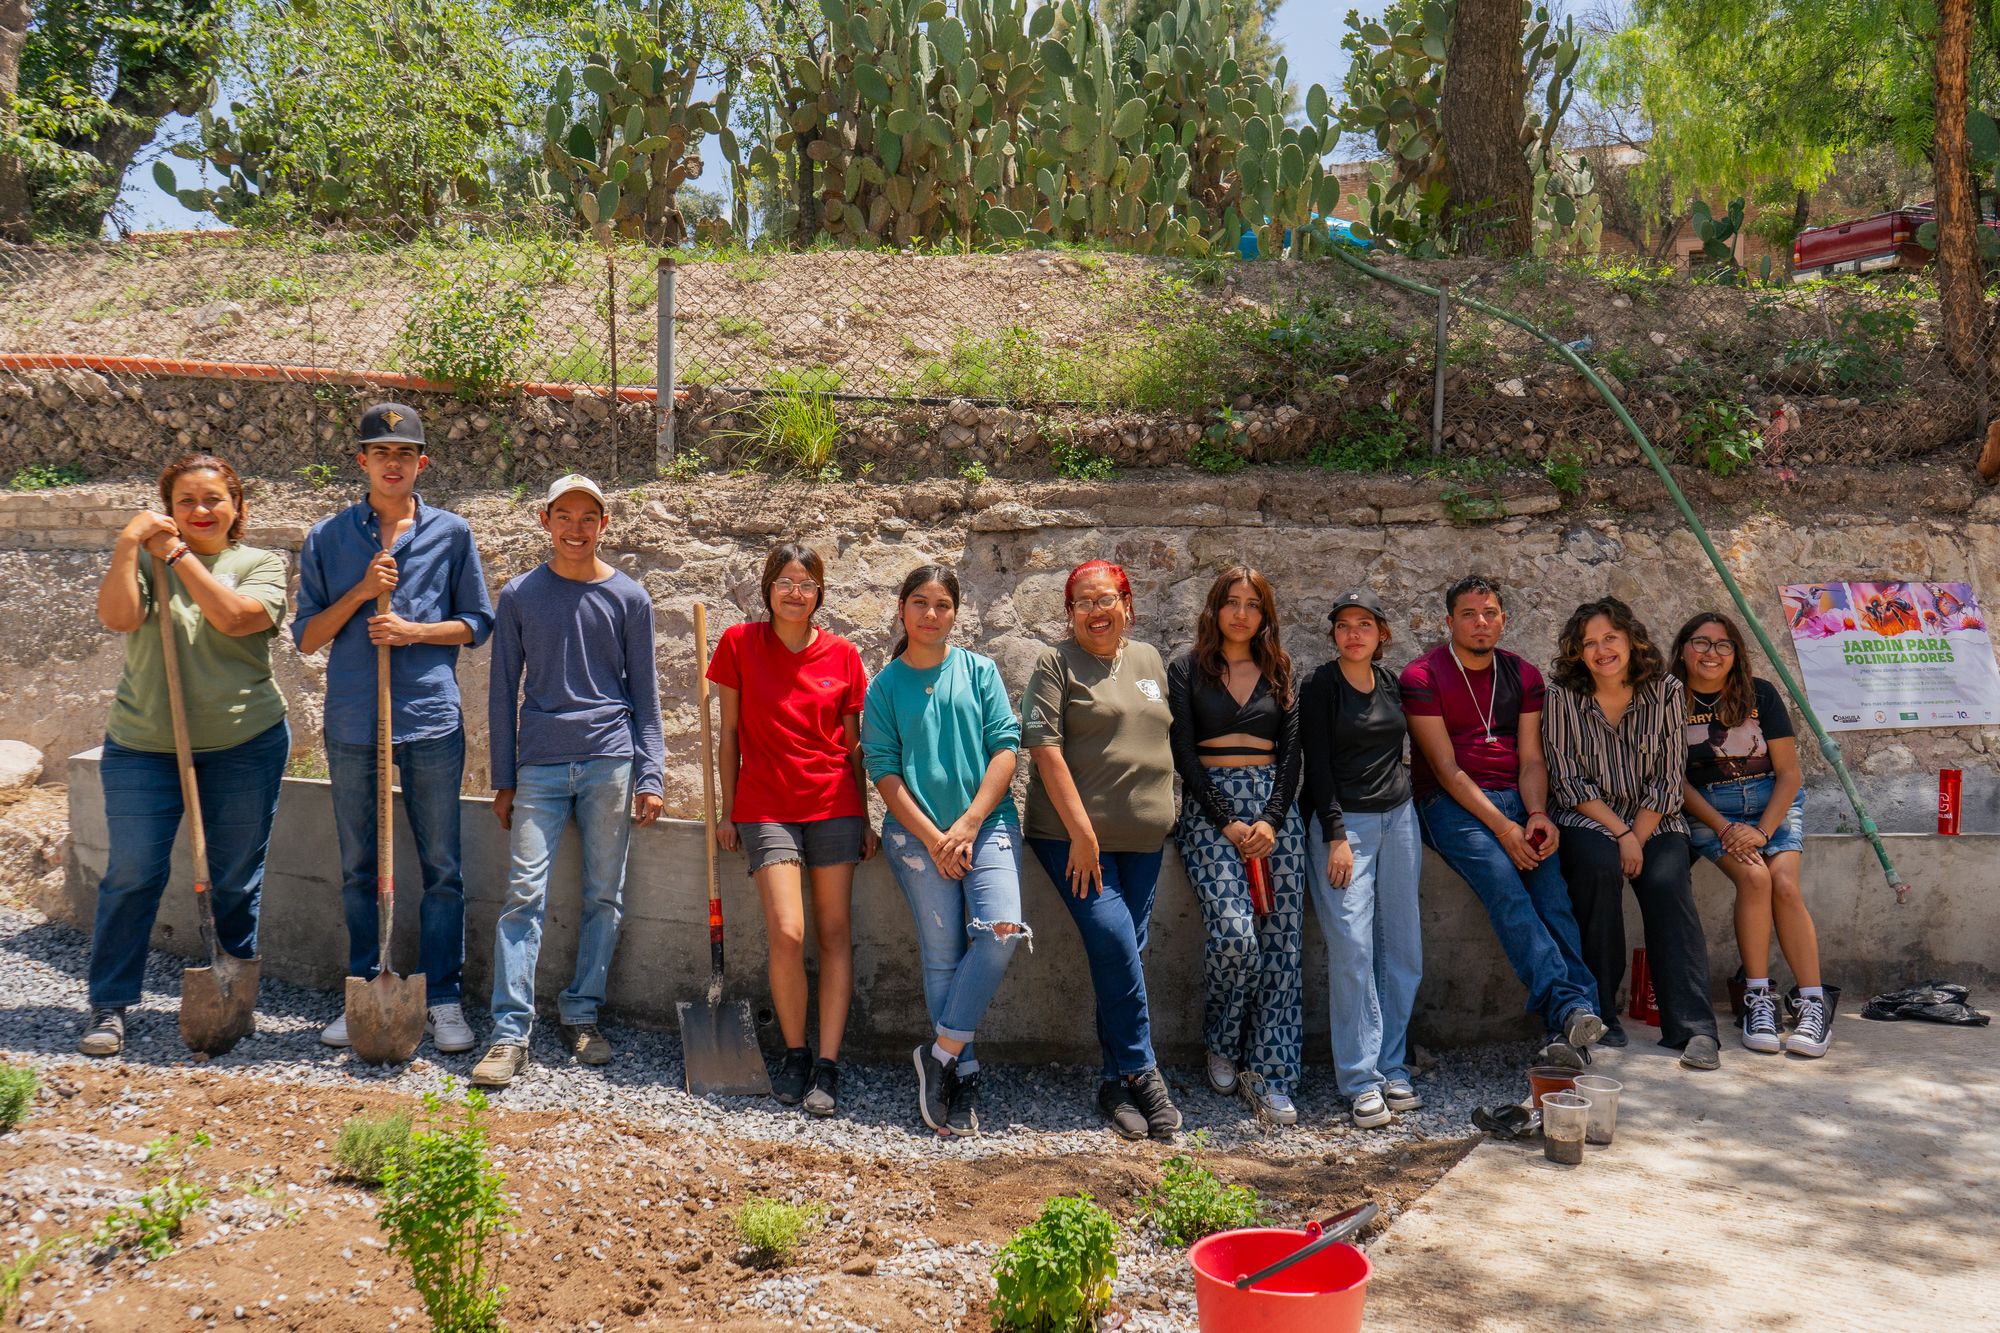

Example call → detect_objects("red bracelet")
164 544 192 567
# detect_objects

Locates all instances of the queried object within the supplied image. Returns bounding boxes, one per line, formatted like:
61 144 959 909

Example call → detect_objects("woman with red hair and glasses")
1022 560 1182 1140
80 453 292 1057
1168 567 1306 1125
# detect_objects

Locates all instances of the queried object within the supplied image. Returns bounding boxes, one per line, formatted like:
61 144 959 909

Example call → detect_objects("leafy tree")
1 0 222 237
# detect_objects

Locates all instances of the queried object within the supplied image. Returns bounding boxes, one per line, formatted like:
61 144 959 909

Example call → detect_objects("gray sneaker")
1097 1080 1148 1141
1679 1035 1722 1071
802 1059 840 1117
79 1007 124 1057
1564 1009 1606 1050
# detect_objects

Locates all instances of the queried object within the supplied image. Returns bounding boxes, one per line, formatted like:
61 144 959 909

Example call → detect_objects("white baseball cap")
543 473 607 512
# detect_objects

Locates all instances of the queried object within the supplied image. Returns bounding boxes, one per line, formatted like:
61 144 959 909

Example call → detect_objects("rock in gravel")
840 1257 877 1276
0 740 41 803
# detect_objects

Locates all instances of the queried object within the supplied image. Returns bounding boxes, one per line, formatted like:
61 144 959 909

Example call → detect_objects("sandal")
1471 1103 1540 1141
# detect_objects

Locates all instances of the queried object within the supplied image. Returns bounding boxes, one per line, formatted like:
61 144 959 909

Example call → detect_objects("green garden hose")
1324 245 1909 903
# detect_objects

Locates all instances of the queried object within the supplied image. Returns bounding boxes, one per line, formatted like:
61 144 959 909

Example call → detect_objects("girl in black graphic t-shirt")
1670 612 1832 1059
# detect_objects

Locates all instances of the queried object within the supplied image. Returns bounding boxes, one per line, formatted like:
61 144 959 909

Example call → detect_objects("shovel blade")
345 971 428 1065
179 954 261 1056
677 996 772 1097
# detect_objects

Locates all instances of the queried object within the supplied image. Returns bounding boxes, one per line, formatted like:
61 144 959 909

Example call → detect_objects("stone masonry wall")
3 464 1997 835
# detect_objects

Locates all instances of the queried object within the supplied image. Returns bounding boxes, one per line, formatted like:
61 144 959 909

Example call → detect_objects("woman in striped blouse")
1543 597 1721 1071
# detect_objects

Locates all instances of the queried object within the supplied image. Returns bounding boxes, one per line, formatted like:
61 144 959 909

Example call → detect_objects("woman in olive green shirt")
80 453 291 1058
1023 559 1182 1142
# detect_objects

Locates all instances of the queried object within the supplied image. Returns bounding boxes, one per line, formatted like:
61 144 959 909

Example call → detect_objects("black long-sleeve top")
1166 652 1302 831
1300 660 1413 842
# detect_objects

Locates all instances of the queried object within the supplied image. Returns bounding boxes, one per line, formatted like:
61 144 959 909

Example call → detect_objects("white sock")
1798 985 1825 1001
931 1041 957 1066
1746 978 1772 991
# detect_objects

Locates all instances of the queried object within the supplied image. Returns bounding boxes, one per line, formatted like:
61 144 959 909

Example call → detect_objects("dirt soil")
0 1062 1474 1331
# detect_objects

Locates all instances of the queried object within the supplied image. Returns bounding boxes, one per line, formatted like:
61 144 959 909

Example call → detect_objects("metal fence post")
1432 285 1449 453
607 249 619 480
656 255 677 469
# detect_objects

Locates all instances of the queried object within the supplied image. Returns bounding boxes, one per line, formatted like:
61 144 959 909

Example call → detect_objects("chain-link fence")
0 228 1988 487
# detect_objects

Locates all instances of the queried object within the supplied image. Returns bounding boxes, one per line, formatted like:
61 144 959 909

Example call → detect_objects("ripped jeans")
882 816 1029 1073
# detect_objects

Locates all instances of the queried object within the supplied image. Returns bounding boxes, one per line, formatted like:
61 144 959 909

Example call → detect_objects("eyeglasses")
1686 637 1736 657
1070 593 1124 613
772 578 819 595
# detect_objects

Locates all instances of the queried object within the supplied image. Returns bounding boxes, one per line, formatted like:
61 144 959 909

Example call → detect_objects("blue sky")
120 0 1374 234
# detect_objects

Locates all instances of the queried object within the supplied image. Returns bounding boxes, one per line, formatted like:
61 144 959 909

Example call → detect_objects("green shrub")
959 460 990 484
1049 432 1116 481
334 1109 412 1185
0 1065 34 1131
1191 410 1249 474
734 1196 823 1266
9 462 87 490
379 1084 514 1333
1141 1146 1267 1247
1309 406 1416 473
401 258 535 400
1542 449 1585 497
990 1193 1118 1333
1684 400 1765 477
716 382 842 480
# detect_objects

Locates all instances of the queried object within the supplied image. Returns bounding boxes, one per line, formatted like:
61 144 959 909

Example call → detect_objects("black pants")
1558 827 1717 1048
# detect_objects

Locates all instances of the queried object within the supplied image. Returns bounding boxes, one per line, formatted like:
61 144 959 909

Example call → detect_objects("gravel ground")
2 902 1542 1330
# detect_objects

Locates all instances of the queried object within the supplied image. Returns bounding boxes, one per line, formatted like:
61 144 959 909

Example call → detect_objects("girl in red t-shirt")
708 542 877 1114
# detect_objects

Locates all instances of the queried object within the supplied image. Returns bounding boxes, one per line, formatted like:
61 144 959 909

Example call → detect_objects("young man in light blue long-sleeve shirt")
471 473 665 1088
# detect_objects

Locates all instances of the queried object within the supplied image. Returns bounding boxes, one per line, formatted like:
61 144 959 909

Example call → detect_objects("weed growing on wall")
1048 431 1116 481
990 1194 1118 1333
379 1084 514 1333
8 462 87 490
715 381 842 480
1309 405 1417 472
1684 400 1765 476
334 1109 412 1185
734 1197 823 1266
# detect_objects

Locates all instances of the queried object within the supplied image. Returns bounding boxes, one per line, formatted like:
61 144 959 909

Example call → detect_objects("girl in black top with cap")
1299 589 1424 1129
1167 567 1306 1125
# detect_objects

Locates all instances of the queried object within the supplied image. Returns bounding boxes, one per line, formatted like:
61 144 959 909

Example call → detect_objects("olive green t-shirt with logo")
106 545 290 754
1021 638 1176 852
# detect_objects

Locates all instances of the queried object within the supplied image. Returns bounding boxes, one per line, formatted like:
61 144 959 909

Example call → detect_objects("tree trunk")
1935 0 1981 377
0 0 33 240
1439 0 1534 255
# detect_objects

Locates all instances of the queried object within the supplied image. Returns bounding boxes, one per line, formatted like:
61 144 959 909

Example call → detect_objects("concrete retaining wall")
63 751 1989 1060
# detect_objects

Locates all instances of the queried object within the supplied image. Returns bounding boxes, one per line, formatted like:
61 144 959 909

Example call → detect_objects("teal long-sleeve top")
861 646 1020 831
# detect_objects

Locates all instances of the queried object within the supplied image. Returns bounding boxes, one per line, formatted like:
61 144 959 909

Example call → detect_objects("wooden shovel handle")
376 592 394 955
153 557 211 885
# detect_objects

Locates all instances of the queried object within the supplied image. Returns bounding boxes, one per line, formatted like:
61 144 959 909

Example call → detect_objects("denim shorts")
737 815 867 875
1687 774 1805 863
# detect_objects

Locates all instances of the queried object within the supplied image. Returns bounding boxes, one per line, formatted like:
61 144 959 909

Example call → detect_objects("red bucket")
1189 1226 1371 1332
1627 947 1660 1026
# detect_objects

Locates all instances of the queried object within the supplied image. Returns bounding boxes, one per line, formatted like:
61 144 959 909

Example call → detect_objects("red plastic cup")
1939 769 1963 835
1246 855 1275 917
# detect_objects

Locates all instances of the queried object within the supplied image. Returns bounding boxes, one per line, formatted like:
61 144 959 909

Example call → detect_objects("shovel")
154 557 262 1056
344 591 427 1064
677 602 772 1097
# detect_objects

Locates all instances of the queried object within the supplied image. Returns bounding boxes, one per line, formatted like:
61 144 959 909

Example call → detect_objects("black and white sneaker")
945 1070 982 1137
78 1007 125 1057
772 1047 813 1105
1787 994 1833 1058
803 1058 841 1117
913 1045 955 1133
1741 987 1782 1054
1564 1009 1606 1050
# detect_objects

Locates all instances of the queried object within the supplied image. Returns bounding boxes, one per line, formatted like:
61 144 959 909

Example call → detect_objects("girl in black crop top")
1166 567 1309 1124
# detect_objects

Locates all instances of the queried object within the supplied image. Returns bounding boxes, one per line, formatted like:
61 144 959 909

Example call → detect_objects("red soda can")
1939 769 1963 835
1246 855 1275 917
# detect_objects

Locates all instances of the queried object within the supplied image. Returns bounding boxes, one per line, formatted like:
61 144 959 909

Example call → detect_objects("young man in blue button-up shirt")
293 403 494 1055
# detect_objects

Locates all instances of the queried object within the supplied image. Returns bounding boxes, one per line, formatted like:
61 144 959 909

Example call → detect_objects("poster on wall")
1780 581 2000 731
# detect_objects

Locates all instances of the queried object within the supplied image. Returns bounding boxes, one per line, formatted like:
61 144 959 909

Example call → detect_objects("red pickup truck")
1792 203 2000 281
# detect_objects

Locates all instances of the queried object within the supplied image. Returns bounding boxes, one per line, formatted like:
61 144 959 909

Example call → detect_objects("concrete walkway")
1364 1006 2000 1331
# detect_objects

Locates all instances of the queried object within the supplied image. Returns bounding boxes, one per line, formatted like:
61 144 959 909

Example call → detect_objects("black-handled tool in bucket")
1233 1202 1380 1291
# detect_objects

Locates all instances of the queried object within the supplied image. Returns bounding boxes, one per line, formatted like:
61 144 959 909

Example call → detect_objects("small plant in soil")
334 1108 412 1185
379 1084 514 1333
2 1236 73 1319
1309 405 1415 473
1141 1137 1267 1246
1542 449 1585 498
959 460 990 484
295 460 338 489
93 1131 212 1262
734 1196 823 1266
659 453 701 482
9 462 87 490
1048 432 1116 481
1684 400 1765 477
990 1193 1118 1333
0 1064 35 1131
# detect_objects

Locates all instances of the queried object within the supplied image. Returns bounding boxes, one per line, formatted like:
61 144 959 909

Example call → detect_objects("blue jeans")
1417 787 1597 1032
89 720 290 1008
1306 800 1423 1099
1028 838 1165 1080
489 759 634 1045
1687 775 1806 862
326 726 467 1004
883 817 1028 1072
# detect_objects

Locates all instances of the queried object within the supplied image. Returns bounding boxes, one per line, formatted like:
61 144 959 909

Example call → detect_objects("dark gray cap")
1329 588 1386 623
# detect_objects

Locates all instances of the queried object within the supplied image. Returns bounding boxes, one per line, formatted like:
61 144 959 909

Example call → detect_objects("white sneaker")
1741 987 1782 1054
1383 1079 1424 1111
1238 1071 1298 1125
320 1013 350 1048
1204 1049 1238 1095
1351 1089 1392 1128
426 1003 476 1053
1786 994 1833 1058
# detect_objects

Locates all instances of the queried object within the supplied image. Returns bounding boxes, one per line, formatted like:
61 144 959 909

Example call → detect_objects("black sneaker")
1598 1023 1629 1049
1097 1080 1148 1140
1127 1068 1182 1140
772 1047 813 1105
945 1070 982 1137
79 1007 125 1057
913 1044 955 1133
803 1058 840 1117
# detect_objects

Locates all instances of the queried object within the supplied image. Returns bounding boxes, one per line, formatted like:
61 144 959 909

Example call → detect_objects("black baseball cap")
358 402 426 447
1329 588 1386 623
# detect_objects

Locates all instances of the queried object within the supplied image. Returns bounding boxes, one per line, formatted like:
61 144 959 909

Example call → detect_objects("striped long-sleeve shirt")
1543 673 1688 836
